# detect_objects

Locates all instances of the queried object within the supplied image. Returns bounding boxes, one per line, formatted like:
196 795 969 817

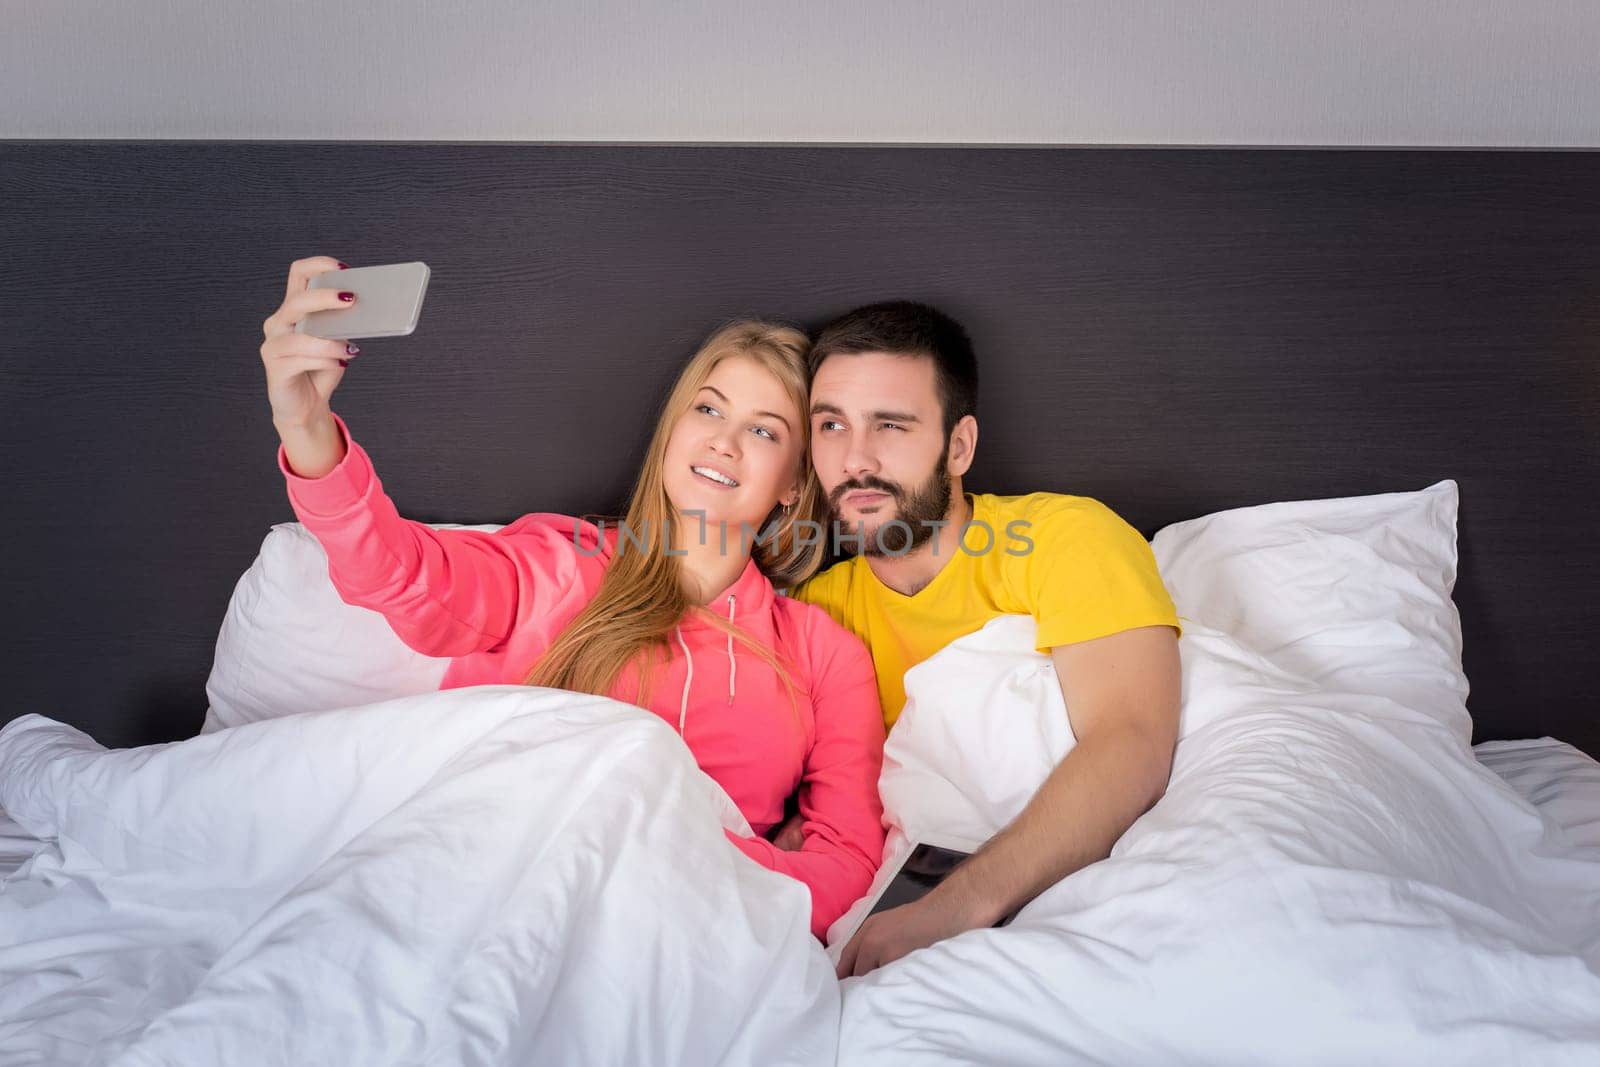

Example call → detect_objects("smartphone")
295 261 430 340
831 832 1015 950
864 841 977 917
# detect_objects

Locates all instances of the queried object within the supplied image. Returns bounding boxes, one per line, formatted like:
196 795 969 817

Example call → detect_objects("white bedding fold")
0 685 837 1067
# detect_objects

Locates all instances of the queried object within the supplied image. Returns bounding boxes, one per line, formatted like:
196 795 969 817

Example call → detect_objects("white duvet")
0 686 837 1067
4 638 1600 1067
831 616 1600 1065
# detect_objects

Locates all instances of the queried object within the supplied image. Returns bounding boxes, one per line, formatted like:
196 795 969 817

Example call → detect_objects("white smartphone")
295 261 430 340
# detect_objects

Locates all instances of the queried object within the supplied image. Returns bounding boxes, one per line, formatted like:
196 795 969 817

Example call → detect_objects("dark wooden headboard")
3 143 1597 755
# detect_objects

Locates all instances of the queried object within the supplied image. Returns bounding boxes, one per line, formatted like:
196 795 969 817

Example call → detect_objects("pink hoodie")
278 412 885 939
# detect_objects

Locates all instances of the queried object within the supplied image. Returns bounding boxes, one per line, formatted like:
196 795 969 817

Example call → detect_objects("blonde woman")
260 256 885 939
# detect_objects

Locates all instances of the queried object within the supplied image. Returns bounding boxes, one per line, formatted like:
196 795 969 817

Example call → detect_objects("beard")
827 447 953 558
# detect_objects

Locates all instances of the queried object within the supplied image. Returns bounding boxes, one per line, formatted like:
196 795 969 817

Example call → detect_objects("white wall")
6 0 1599 145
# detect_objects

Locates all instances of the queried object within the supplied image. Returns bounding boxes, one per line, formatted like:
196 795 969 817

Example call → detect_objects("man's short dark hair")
809 300 978 435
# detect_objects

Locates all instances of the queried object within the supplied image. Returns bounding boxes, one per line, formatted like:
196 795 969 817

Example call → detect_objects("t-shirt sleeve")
1009 497 1182 653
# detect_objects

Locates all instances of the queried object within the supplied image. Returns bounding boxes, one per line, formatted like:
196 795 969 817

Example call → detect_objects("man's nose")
842 431 876 479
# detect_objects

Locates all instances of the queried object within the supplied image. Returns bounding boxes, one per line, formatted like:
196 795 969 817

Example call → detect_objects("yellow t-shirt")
790 492 1182 727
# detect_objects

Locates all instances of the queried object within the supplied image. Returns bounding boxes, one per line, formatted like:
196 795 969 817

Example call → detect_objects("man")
784 300 1183 978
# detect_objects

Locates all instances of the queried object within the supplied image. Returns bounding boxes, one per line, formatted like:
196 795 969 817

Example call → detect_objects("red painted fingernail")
337 262 350 269
338 359 349 368
338 291 355 302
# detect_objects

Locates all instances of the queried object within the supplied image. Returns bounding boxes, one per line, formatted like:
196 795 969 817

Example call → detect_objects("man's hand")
771 811 805 851
835 892 980 978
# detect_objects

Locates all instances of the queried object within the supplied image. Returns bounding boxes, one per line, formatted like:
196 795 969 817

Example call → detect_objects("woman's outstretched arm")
277 410 606 660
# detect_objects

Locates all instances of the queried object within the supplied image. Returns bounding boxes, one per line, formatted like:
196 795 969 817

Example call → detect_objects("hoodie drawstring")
675 593 740 736
674 626 693 736
726 593 737 705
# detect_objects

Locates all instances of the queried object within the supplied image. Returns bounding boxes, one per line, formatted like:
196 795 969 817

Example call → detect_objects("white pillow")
202 521 503 732
874 614 1076 850
1151 477 1468 742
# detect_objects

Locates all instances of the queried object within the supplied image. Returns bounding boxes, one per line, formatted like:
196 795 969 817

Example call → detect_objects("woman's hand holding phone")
261 256 360 476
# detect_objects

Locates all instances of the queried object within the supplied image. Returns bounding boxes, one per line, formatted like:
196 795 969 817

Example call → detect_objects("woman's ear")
780 481 800 509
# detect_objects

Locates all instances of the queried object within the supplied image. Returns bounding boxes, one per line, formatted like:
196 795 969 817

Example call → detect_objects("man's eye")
819 420 842 432
879 423 904 432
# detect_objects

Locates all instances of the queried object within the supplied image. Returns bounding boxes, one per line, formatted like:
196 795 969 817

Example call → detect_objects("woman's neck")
672 517 754 605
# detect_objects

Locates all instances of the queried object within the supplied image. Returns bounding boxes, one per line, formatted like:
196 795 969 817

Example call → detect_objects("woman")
260 256 885 940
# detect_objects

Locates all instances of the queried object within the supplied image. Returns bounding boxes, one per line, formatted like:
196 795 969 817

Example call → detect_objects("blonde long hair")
522 320 826 704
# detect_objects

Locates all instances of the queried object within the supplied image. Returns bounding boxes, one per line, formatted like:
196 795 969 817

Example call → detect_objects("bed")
1 143 1598 1063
